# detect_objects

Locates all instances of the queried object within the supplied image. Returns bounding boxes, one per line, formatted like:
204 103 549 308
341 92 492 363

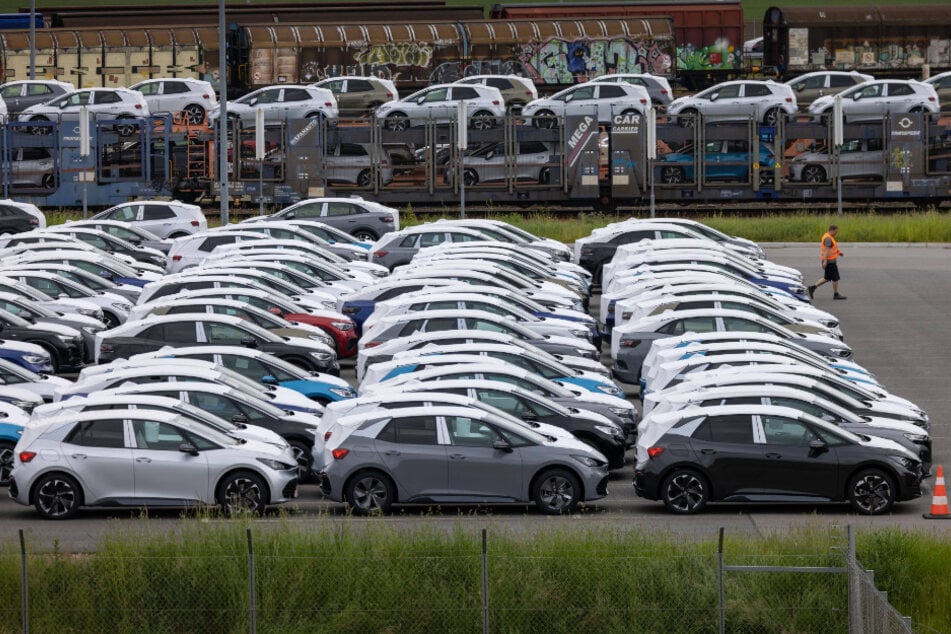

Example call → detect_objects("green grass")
0 522 948 632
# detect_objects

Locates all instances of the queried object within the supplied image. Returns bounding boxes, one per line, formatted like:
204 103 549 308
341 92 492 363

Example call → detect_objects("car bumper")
581 466 610 502
633 467 662 500
269 470 300 504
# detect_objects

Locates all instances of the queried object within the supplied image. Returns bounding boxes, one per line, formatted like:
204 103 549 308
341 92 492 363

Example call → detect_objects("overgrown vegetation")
0 522 947 632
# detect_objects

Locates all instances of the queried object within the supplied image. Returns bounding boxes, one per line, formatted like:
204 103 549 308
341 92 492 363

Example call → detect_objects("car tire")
661 469 709 514
183 104 205 125
356 169 373 188
167 231 190 239
345 470 395 515
660 166 686 184
759 169 775 187
32 472 83 520
538 167 551 184
802 165 826 183
288 439 314 482
763 107 782 126
116 116 137 137
102 311 121 329
847 469 896 515
217 470 269 516
385 113 409 132
532 468 582 515
40 173 55 189
28 116 51 135
352 229 378 242
678 109 698 128
533 110 557 129
29 341 59 374
470 110 495 130
463 168 479 187
0 441 15 486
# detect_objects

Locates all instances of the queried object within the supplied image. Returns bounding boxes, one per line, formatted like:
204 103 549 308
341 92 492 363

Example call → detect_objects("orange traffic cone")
923 465 951 519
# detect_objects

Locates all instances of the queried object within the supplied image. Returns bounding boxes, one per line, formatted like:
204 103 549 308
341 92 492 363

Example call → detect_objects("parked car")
0 307 84 373
129 77 217 125
808 80 939 122
9 409 299 518
322 142 394 187
0 200 46 233
522 81 649 128
784 71 872 109
18 88 149 135
9 147 54 189
311 76 397 116
0 79 73 115
452 75 538 112
0 291 105 363
319 405 608 515
634 405 922 515
667 80 796 126
657 140 777 186
924 71 951 110
0 269 131 327
209 85 338 123
89 200 207 240
789 138 885 183
446 140 554 186
43 226 167 267
0 338 53 374
375 84 505 131
589 73 673 106
265 197 399 242
63 220 170 254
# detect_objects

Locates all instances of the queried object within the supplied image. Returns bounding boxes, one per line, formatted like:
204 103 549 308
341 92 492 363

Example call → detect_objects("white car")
522 81 649 128
18 88 149 135
165 230 268 273
0 270 132 327
90 200 207 240
129 77 217 125
808 80 940 122
0 199 46 228
210 85 338 123
375 84 505 131
589 73 673 106
667 80 796 126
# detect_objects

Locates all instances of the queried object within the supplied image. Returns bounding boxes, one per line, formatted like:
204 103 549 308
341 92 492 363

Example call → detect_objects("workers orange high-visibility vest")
821 232 842 262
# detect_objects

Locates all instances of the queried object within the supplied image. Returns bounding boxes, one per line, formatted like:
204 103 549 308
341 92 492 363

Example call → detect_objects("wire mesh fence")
0 526 922 634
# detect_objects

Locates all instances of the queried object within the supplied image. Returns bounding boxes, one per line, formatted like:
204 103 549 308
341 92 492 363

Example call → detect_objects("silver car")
667 80 796 126
448 140 554 186
323 142 394 187
375 84 505 131
522 81 649 128
17 88 150 136
129 77 218 125
210 85 338 123
789 138 885 183
589 73 673 106
268 197 399 242
319 405 608 515
808 80 940 122
9 409 299 519
784 71 871 109
90 200 207 240
0 79 73 115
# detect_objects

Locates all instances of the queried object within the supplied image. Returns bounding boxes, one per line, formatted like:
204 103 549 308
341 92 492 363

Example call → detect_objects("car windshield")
172 401 240 431
172 415 242 446
56 269 111 291
222 388 288 418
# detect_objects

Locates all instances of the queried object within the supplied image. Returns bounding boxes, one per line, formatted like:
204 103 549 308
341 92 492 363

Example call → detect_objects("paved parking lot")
3 243 949 551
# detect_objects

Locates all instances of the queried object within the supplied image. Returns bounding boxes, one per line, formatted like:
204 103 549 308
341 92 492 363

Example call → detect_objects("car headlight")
257 457 295 471
322 301 337 309
76 307 98 317
22 354 49 365
596 384 622 396
903 433 928 443
10 399 34 410
571 454 606 468
310 352 333 361
331 321 354 331
609 407 636 420
112 302 133 312
888 455 916 469
55 334 74 343
594 424 623 438
309 334 333 344
830 347 852 358
914 410 929 423
570 329 590 339
820 319 840 329
82 326 100 334
329 387 355 398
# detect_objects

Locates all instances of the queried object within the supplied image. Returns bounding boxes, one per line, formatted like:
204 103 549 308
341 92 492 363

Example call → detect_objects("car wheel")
346 470 395 515
217 470 268 516
167 231 190 239
463 168 479 187
28 116 51 135
102 311 121 329
0 441 14 486
909 106 925 114
678 109 698 128
802 165 826 183
352 229 378 242
33 473 83 519
763 107 782 126
29 341 59 373
533 110 557 129
116 117 137 137
533 468 582 515
385 113 409 132
470 110 495 130
661 469 708 514
288 440 314 482
661 166 686 184
356 169 372 187
40 173 55 189
183 104 205 125
305 112 325 122
366 101 384 115
759 170 775 187
538 167 551 184
848 469 896 515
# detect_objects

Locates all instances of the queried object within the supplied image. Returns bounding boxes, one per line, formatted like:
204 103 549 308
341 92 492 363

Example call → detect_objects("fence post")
247 528 256 634
717 527 725 634
847 525 862 634
481 528 489 634
19 529 28 634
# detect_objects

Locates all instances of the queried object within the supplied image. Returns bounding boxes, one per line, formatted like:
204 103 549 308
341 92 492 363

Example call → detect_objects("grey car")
319 405 609 515
367 226 488 270
784 71 872 109
589 73 673 106
0 80 73 115
267 197 399 242
90 200 207 240
789 138 885 183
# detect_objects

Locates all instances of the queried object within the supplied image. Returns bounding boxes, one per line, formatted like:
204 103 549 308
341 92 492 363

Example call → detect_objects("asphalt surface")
4 243 951 552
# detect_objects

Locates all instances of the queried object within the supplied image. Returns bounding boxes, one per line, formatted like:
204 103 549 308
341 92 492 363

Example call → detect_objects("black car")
576 224 697 283
0 307 84 373
0 202 43 235
634 405 922 515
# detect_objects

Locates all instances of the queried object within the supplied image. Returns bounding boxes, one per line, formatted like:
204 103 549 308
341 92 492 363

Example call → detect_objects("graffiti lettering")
516 36 672 84
353 42 433 69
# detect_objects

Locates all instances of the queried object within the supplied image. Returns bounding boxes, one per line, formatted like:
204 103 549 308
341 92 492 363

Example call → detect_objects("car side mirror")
485 151 495 160
520 411 536 420
284 212 295 220
492 439 513 452
178 442 199 456
240 336 259 348
267 307 283 315
564 94 574 103
809 438 828 454
853 93 862 101
261 374 278 385
231 414 248 424
795 83 804 92
709 92 719 102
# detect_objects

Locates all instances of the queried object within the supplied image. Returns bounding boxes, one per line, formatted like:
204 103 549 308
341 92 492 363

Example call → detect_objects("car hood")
858 434 919 461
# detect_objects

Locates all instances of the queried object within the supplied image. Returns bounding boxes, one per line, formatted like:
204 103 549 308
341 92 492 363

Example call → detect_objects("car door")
706 83 741 119
687 413 762 498
416 86 450 122
740 82 772 120
0 83 24 113
255 88 283 120
594 84 627 121
130 418 210 501
848 83 883 120
61 419 134 501
756 414 839 499
884 82 917 114
444 415 523 499
281 87 311 119
92 90 122 117
137 204 178 237
563 84 597 118
374 415 448 498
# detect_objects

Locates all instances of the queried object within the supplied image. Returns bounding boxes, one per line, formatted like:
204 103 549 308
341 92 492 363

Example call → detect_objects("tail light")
492 100 500 106
172 255 182 261
647 446 664 459
331 448 350 460
386 92 394 98
580 247 593 256
372 251 388 258
928 96 936 102
640 98 647 104
29 218 38 225
785 97 792 103
134 103 143 109
324 431 332 441
619 339 641 348
100 343 114 354
202 94 210 100
191 220 201 226
19 451 37 463
364 341 382 349
381 215 394 223
607 305 615 314
621 311 632 320
661 89 669 95
324 102 333 107
525 91 533 97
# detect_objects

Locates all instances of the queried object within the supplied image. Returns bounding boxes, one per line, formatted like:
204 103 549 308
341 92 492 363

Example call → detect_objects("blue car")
657 140 777 187
0 419 25 485
0 339 53 374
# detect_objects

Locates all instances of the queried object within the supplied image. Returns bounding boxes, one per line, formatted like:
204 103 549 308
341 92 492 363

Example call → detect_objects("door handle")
700 449 716 455
70 454 87 459
449 453 467 460
383 450 400 456
136 457 152 463
765 453 782 459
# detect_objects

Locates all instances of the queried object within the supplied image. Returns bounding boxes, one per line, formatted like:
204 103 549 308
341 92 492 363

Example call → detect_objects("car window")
164 321 200 342
420 87 449 103
377 416 439 444
887 83 914 97
205 322 252 342
659 316 717 335
65 420 126 448
164 81 190 94
743 83 771 97
761 416 818 446
770 397 844 424
446 415 502 447
713 85 740 99
283 88 311 102
418 232 445 248
464 317 510 333
449 232 481 243
142 205 176 220
94 91 121 104
569 85 595 101
692 415 754 443
29 84 54 96
796 76 825 90
610 230 653 245
326 202 360 217
0 84 21 98
451 86 481 100
135 82 160 96
721 316 773 333
857 84 883 99
485 78 511 90
133 420 189 450
107 204 138 221
830 75 857 88
597 84 627 99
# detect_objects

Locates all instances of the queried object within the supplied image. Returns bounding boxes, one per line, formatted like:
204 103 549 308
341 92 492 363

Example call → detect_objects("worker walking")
808 224 846 300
